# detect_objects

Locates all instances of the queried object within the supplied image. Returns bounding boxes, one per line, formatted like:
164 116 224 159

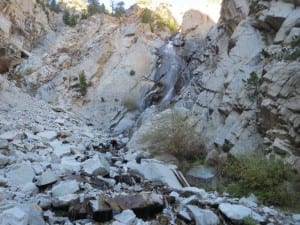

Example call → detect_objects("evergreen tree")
114 1 125 17
110 0 115 14
69 14 78 27
63 10 70 24
99 3 106 13
88 0 101 15
63 10 78 27
78 71 88 96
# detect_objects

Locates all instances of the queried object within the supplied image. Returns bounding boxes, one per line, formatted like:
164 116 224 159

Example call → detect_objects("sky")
101 0 221 22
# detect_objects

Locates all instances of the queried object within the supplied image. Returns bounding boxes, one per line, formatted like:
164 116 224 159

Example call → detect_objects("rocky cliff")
181 0 300 171
0 0 300 224
0 0 53 73
128 0 300 173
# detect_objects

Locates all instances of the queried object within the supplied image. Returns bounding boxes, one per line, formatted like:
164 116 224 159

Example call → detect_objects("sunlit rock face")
181 9 215 39
136 0 222 23
12 7 168 131
0 0 300 224
0 0 51 73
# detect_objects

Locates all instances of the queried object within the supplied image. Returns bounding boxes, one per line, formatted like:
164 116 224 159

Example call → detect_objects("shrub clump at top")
140 109 206 160
140 7 178 32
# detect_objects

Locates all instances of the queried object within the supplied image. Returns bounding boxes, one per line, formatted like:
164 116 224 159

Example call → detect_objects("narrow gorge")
0 0 299 224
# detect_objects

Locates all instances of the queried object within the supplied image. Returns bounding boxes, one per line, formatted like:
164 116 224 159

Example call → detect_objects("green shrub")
112 1 125 17
78 70 87 96
261 38 300 62
244 72 262 102
140 7 178 32
261 49 271 58
140 109 206 160
141 8 153 23
243 216 258 225
284 48 300 61
88 0 106 15
63 10 70 25
222 153 296 206
81 13 88 20
63 10 78 27
290 37 300 48
129 70 136 76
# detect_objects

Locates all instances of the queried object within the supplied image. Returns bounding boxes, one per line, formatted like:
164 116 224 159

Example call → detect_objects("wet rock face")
142 10 215 108
143 39 186 106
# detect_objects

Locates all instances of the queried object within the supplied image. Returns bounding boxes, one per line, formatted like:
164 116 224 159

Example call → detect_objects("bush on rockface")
87 0 106 16
141 8 153 24
261 37 300 61
244 71 262 103
63 10 79 27
243 216 258 225
221 152 297 207
129 69 136 76
78 70 88 96
140 109 206 160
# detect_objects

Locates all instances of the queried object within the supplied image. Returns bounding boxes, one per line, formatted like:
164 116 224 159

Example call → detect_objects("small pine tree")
78 71 88 96
99 3 106 13
63 10 78 27
114 1 125 17
63 10 70 25
88 0 105 15
244 72 262 102
69 14 78 27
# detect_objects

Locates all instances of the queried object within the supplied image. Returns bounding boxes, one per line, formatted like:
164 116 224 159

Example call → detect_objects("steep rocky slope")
182 0 300 171
14 6 170 131
129 0 300 173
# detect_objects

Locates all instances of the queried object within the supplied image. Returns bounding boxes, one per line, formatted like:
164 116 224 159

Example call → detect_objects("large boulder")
274 8 300 43
0 204 45 225
220 0 249 34
6 163 35 186
0 207 29 225
187 205 219 225
181 10 215 39
51 180 79 198
82 154 110 176
127 159 183 189
219 203 252 221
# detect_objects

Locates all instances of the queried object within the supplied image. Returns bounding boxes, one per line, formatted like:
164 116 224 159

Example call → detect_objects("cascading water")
141 34 187 108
